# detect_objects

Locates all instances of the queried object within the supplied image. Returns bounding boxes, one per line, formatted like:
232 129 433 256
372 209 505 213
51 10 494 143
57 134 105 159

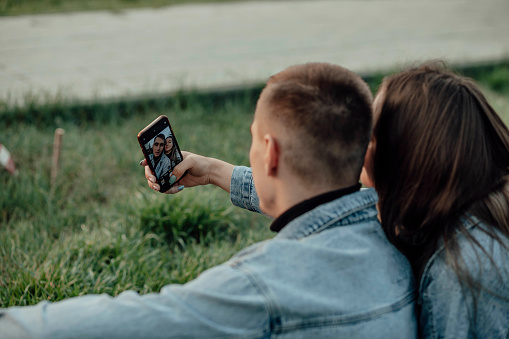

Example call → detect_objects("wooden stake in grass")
51 128 65 187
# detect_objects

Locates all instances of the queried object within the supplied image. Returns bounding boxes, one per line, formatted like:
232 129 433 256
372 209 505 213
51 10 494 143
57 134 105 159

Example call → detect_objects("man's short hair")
263 62 373 186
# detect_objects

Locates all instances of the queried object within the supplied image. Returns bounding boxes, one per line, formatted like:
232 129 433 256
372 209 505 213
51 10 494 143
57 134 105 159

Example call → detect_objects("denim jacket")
0 166 416 338
419 215 509 339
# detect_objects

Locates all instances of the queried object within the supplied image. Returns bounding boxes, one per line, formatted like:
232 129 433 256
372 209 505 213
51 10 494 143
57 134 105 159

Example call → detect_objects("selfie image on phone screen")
138 115 184 192
143 128 182 188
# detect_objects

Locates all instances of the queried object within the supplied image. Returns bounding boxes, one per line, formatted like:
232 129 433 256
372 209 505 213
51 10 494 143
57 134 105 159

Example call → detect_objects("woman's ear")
360 141 375 187
264 134 279 177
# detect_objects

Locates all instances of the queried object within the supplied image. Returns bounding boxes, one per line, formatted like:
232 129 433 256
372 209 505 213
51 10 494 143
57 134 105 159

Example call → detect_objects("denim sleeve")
0 263 270 338
230 166 264 214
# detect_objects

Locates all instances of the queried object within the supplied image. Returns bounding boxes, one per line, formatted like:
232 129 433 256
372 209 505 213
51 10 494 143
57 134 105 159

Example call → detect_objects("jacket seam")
420 288 437 339
418 215 480 297
228 261 416 335
313 200 378 235
230 262 281 338
272 290 416 333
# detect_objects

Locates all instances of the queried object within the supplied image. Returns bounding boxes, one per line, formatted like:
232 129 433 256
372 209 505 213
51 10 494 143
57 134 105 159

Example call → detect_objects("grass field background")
1 62 509 307
0 0 250 16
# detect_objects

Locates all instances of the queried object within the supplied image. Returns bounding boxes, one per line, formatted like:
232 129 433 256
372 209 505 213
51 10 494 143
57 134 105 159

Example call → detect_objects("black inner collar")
270 183 362 233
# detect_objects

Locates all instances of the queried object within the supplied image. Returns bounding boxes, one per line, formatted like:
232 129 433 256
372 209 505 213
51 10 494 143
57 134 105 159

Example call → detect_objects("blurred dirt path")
0 0 508 106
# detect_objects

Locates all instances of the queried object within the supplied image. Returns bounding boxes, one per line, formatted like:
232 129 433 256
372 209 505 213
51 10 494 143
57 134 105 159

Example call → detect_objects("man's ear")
360 141 375 187
264 134 279 177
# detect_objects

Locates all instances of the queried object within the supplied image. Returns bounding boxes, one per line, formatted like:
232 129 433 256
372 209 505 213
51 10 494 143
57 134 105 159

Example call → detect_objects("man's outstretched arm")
141 152 264 215
0 263 269 338
141 151 234 194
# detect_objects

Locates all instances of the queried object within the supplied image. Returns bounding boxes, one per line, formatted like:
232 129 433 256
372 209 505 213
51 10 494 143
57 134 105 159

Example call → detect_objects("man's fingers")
140 152 193 194
163 185 185 194
170 155 193 179
140 158 153 181
144 165 156 183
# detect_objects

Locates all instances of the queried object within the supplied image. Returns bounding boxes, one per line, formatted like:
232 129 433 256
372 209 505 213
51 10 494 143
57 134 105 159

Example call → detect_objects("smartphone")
138 115 184 192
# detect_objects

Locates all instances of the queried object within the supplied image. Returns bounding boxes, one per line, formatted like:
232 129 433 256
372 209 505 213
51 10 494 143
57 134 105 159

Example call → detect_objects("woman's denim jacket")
419 215 509 339
0 166 417 338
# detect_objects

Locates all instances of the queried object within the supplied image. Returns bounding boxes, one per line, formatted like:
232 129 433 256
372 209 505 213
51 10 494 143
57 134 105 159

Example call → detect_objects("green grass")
0 0 252 16
1 62 508 307
0 90 272 307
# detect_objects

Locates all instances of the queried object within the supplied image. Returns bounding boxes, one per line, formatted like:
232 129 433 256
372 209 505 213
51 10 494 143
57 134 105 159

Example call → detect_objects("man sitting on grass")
0 63 417 338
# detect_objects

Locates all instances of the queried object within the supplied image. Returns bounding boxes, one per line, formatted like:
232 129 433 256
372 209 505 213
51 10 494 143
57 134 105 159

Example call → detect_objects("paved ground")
0 0 508 106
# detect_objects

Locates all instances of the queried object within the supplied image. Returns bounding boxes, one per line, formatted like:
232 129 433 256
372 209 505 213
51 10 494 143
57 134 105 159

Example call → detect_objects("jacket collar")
270 183 362 233
276 187 379 240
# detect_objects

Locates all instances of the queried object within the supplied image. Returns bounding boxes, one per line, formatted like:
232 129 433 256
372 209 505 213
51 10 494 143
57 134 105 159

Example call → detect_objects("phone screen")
138 116 183 192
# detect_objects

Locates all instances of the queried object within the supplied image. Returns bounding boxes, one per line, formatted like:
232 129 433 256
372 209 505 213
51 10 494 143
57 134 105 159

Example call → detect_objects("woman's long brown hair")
372 62 509 281
165 136 180 163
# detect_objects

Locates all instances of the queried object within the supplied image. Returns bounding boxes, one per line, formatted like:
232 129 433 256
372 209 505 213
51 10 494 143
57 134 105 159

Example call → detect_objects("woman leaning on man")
145 61 509 338
360 62 509 338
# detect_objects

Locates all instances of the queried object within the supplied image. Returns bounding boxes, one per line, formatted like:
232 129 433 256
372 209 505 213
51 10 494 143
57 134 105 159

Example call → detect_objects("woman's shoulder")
420 215 509 296
458 216 509 265
419 216 509 306
419 216 509 338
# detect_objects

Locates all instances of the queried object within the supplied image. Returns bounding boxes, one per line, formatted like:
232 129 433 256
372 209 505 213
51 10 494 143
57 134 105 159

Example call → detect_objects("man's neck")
153 154 162 165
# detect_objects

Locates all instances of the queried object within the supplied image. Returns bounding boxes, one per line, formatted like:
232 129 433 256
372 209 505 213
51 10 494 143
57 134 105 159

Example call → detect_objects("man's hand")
140 151 235 194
